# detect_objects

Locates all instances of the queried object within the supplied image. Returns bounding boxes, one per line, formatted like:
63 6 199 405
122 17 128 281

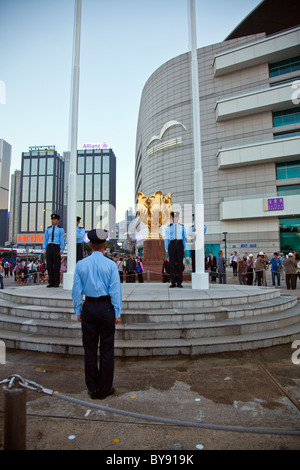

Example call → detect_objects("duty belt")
85 295 111 303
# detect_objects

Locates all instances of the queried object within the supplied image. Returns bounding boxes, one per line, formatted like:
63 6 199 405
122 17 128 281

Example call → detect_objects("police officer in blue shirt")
43 214 65 288
72 228 122 400
76 216 85 261
164 211 187 288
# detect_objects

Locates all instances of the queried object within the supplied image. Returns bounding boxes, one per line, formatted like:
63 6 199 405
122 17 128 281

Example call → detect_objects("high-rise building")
75 147 116 236
135 0 300 257
8 169 21 244
0 139 11 245
20 146 64 234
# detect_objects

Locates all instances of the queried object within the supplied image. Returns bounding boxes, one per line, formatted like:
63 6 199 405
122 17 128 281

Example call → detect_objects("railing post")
3 384 26 450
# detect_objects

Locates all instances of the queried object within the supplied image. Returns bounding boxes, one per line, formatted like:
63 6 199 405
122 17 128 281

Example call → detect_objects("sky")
0 0 262 223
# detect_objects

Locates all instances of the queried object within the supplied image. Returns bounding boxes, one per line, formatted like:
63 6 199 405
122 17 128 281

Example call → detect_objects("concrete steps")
0 285 299 357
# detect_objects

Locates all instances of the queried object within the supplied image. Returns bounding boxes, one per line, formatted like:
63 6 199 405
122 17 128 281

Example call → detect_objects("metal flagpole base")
63 272 74 290
192 271 209 290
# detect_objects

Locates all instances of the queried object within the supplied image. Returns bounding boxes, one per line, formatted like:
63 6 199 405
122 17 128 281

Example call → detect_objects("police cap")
51 213 60 220
77 216 81 222
88 228 108 244
170 211 179 218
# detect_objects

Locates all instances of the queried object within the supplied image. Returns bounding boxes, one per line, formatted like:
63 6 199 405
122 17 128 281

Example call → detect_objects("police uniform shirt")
72 251 122 318
43 225 65 252
76 226 85 244
164 223 187 252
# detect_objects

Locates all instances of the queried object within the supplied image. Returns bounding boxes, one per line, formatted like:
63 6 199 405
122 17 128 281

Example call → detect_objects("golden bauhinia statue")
137 191 173 239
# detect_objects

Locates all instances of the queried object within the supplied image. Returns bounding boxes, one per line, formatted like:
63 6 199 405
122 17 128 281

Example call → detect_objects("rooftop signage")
29 145 55 152
17 233 44 244
82 142 109 150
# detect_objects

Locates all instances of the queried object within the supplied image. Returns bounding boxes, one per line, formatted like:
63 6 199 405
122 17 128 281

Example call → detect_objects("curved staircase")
0 284 299 357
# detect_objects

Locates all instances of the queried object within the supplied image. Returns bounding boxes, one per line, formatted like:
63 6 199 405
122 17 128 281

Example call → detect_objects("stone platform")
0 283 299 357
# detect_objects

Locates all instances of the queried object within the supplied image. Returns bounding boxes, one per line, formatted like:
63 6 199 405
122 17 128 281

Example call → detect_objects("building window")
103 156 110 173
269 56 300 78
94 155 101 173
23 159 30 176
46 176 53 200
86 156 93 174
102 174 109 200
274 130 300 139
85 175 93 200
273 108 300 127
22 177 29 202
21 204 28 231
277 184 300 196
39 158 46 175
78 156 85 174
276 161 300 180
47 158 54 175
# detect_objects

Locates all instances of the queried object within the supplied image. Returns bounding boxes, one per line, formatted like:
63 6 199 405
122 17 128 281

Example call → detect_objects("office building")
75 147 116 236
135 0 300 258
0 139 11 245
20 146 64 234
8 170 21 244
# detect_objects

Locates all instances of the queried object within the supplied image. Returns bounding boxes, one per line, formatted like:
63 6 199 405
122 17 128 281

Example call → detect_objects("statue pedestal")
141 239 191 283
142 239 165 281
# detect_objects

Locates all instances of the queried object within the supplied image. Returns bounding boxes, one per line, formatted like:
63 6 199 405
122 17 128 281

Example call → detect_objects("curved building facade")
135 16 300 258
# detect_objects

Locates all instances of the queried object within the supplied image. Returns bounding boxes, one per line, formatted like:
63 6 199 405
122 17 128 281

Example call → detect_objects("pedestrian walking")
246 254 254 285
217 250 226 284
255 252 268 286
0 262 4 289
125 254 136 283
72 229 122 400
285 252 298 290
207 252 217 282
43 213 65 288
237 256 247 285
136 257 144 283
162 257 170 283
116 257 124 283
76 216 85 262
269 252 282 287
231 251 239 277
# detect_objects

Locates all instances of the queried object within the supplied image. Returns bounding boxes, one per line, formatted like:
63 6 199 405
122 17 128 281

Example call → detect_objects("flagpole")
63 0 82 290
188 0 209 289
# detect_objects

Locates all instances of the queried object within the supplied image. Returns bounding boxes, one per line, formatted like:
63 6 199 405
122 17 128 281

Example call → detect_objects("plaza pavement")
0 272 299 451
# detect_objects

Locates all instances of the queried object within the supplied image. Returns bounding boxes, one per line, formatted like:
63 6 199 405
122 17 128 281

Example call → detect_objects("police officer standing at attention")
43 214 65 288
76 216 85 261
164 211 187 288
72 228 122 400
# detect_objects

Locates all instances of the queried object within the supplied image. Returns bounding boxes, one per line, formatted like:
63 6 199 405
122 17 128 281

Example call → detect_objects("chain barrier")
1 374 300 436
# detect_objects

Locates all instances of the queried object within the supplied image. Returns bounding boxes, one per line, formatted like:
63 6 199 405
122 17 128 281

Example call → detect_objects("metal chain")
0 374 53 395
1 374 300 436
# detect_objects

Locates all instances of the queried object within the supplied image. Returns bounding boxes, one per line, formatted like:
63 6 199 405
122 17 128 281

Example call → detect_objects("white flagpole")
63 0 82 290
188 0 209 289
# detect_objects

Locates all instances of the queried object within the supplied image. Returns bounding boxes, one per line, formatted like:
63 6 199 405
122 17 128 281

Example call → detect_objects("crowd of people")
1 248 300 291
206 249 300 290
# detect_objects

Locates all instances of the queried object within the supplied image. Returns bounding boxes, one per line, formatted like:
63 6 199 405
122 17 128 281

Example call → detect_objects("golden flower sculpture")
137 191 173 239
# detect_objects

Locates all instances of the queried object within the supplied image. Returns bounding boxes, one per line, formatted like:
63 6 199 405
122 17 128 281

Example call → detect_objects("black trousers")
168 241 184 286
81 298 115 394
286 273 297 290
77 243 83 262
46 244 61 286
